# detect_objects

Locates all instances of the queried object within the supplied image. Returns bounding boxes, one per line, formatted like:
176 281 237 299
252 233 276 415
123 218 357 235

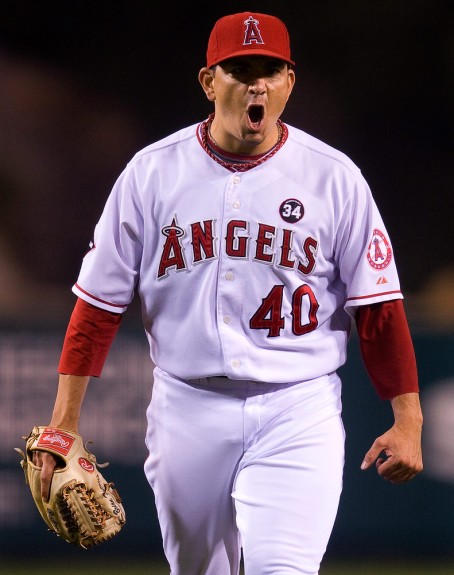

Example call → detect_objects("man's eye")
230 67 247 75
266 67 282 76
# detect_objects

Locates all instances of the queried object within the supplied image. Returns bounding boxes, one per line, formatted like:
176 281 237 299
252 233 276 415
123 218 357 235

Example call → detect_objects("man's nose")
248 76 267 94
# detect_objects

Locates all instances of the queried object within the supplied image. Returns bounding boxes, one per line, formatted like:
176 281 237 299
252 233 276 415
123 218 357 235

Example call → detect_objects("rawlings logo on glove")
15 426 126 549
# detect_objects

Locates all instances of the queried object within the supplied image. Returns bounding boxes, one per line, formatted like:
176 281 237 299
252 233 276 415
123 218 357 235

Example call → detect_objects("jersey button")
231 359 241 368
233 175 241 184
223 316 231 324
233 200 241 209
225 272 234 281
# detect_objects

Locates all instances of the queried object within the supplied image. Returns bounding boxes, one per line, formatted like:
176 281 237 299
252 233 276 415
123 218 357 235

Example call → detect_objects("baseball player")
35 12 423 575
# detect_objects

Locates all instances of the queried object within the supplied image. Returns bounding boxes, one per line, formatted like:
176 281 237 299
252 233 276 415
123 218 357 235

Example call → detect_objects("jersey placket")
217 172 249 378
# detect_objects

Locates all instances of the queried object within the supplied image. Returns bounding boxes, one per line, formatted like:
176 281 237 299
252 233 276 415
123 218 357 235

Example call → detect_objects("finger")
384 465 418 483
361 444 384 470
376 458 398 481
376 458 417 483
32 451 43 467
40 453 57 502
376 457 386 469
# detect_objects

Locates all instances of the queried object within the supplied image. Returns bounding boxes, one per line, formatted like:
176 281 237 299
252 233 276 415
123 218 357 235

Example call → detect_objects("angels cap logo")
243 16 264 46
367 228 392 270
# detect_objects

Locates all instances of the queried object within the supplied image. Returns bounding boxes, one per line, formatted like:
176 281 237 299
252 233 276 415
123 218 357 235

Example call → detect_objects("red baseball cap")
206 12 295 68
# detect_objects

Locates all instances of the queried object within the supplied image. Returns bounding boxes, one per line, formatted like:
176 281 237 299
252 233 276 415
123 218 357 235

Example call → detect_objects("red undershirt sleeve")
58 298 123 377
355 299 419 400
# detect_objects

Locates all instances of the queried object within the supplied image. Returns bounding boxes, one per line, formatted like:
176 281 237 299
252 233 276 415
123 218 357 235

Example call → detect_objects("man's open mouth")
247 105 264 125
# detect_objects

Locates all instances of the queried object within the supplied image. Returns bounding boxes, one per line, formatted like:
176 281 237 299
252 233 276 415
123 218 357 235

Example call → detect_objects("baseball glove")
15 426 126 549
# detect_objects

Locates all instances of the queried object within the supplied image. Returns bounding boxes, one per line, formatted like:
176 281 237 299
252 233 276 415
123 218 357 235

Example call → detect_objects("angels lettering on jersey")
157 215 318 280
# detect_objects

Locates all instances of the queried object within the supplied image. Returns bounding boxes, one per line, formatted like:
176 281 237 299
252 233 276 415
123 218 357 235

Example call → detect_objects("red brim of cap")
209 48 295 67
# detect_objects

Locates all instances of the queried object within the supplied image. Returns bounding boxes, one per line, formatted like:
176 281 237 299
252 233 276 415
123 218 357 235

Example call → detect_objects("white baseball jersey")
73 121 402 383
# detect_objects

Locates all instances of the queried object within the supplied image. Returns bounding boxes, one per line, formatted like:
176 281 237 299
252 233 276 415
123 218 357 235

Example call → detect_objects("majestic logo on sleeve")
243 16 265 46
367 228 392 270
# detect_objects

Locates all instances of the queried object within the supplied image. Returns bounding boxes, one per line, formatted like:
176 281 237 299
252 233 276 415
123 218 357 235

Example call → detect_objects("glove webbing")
55 481 112 547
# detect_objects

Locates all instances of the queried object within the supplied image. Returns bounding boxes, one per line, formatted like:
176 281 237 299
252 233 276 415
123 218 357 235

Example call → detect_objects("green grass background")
1 559 453 575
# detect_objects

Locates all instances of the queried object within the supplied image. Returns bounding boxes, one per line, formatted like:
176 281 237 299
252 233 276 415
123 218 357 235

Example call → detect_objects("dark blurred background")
0 0 453 326
0 0 453 567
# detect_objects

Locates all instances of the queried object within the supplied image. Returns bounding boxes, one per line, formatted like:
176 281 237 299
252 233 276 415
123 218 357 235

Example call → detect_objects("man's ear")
287 67 296 100
198 67 216 102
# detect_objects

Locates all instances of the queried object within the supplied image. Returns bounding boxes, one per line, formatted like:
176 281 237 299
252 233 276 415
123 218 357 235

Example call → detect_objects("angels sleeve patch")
367 228 392 270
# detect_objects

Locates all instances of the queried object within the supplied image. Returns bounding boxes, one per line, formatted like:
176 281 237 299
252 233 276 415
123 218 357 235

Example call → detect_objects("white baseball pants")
144 368 345 575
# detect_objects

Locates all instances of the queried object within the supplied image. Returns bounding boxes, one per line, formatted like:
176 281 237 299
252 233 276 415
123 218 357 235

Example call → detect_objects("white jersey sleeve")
73 165 143 313
334 166 402 317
